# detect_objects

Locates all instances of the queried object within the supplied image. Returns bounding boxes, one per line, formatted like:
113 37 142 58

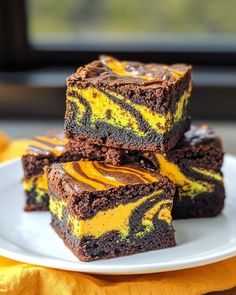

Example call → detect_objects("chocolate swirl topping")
61 161 160 193
26 131 65 156
67 55 191 87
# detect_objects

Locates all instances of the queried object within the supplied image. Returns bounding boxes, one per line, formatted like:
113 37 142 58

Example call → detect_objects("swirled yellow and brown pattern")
154 152 225 218
67 86 191 135
47 160 175 246
50 190 173 240
61 160 159 192
155 154 223 199
22 131 67 210
66 86 191 151
65 56 192 151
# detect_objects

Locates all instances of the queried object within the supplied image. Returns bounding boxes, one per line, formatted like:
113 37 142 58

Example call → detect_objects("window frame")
1 0 236 70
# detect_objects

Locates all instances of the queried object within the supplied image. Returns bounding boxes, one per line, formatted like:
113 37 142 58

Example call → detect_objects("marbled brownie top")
67 55 191 87
48 160 163 193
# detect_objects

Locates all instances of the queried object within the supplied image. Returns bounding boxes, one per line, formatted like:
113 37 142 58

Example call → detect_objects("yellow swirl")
50 189 173 239
67 86 190 136
156 153 222 198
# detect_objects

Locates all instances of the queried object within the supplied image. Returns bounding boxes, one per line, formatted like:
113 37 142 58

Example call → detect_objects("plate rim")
0 155 236 275
0 240 236 275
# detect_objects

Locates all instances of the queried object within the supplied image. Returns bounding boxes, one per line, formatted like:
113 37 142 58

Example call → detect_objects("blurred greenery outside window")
1 0 236 120
27 0 236 49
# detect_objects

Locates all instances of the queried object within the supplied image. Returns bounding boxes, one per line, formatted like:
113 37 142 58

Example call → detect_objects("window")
27 0 236 53
1 0 236 68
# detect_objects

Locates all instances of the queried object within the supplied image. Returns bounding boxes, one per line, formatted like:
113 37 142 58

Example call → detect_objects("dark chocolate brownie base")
172 185 225 219
24 189 49 211
51 213 176 262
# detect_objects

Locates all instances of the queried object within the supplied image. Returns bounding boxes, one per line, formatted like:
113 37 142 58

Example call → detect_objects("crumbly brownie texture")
46 161 176 261
66 125 225 219
65 137 140 166
65 55 192 152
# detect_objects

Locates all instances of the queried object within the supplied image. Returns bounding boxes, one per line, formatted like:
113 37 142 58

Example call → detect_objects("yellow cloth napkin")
0 137 32 163
0 132 236 295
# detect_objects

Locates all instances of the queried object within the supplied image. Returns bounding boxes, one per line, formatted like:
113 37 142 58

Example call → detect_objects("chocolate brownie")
45 161 176 261
142 125 225 219
65 55 192 153
22 131 96 211
66 125 225 219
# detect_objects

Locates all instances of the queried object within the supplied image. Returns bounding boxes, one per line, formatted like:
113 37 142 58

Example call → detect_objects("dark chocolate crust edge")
172 184 225 219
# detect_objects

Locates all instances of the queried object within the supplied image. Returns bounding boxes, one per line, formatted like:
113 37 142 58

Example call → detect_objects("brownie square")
45 161 176 261
65 55 192 153
21 131 85 211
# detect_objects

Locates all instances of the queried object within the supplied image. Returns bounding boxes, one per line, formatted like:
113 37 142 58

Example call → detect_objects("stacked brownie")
22 56 225 261
65 55 191 153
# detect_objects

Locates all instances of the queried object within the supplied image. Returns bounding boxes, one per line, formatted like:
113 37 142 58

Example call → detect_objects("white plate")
0 155 236 275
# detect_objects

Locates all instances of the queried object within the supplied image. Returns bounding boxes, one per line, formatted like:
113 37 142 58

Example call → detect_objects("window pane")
27 0 236 49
